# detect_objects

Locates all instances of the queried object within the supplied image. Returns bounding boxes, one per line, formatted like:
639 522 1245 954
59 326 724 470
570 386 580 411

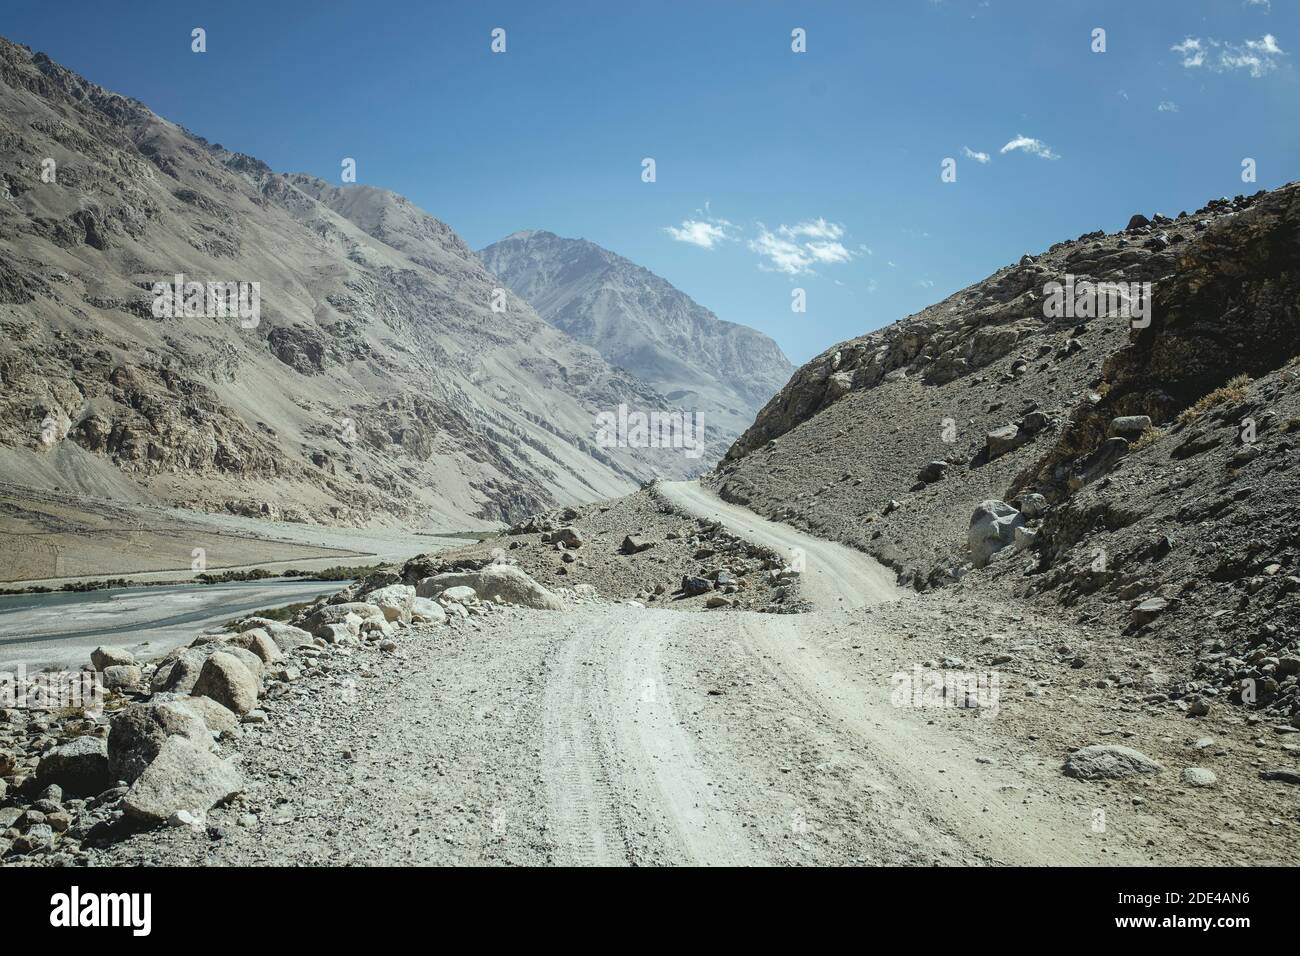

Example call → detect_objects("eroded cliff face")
0 37 694 528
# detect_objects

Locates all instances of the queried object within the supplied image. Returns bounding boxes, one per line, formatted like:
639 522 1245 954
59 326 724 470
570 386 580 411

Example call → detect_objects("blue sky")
2 1 1296 364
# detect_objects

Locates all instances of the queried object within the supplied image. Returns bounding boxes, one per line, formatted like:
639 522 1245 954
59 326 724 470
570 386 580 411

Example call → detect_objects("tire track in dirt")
539 609 761 866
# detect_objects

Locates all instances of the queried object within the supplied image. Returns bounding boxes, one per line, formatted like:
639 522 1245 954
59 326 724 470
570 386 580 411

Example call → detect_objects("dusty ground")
26 481 1295 868
429 487 801 612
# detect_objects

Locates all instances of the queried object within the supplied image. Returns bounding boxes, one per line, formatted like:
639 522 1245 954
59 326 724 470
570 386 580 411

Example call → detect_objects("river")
0 578 346 672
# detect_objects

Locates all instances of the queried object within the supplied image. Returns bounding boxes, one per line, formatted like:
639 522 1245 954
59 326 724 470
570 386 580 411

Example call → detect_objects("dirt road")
91 480 1191 868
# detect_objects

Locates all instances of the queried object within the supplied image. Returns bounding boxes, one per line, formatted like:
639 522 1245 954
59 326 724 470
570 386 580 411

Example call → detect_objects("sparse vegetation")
1131 427 1162 451
1176 374 1251 425
222 596 327 630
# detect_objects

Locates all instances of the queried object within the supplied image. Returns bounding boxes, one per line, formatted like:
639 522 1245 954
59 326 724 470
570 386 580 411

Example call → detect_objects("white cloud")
664 219 730 248
1000 134 1059 160
1171 34 1286 77
778 218 844 241
1171 37 1205 67
804 240 853 264
962 146 991 163
748 218 856 274
1157 100 1180 112
748 227 814 274
663 203 736 248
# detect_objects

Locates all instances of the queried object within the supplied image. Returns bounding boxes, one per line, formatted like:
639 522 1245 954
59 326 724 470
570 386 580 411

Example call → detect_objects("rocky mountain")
478 229 793 448
0 37 700 528
709 182 1300 723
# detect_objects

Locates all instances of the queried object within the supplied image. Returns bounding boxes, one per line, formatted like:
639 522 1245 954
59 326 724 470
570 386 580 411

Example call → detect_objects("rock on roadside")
416 565 563 611
1063 744 1163 780
121 737 243 825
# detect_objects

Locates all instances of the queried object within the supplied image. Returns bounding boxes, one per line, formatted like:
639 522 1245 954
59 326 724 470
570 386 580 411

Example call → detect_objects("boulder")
1020 411 1050 434
1018 493 1049 518
439 585 478 605
215 645 265 682
227 628 283 664
1131 597 1170 625
121 737 243 825
366 584 416 623
416 565 563 610
1181 767 1217 788
236 619 314 652
108 700 211 784
175 695 240 736
1013 526 1038 551
542 527 584 549
968 500 1026 567
318 622 356 644
681 576 713 597
1062 744 1163 780
35 737 112 796
985 425 1026 460
191 651 261 716
410 597 448 625
917 460 948 483
90 646 135 670
620 535 653 555
150 648 210 695
100 665 143 691
1108 415 1152 439
300 602 386 635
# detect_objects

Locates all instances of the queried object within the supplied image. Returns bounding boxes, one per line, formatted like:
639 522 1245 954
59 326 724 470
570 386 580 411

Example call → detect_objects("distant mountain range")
479 230 793 450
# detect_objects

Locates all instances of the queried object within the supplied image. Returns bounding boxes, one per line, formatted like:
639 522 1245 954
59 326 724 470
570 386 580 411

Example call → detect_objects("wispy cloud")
778 217 844 241
748 227 815 274
668 208 860 276
1172 37 1206 67
1000 134 1059 160
664 219 730 248
962 146 991 164
1171 34 1286 77
1157 100 1180 112
663 202 736 248
748 218 857 275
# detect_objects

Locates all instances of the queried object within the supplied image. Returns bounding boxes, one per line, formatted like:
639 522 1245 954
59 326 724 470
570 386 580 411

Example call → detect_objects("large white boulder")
968 499 1026 568
366 584 416 623
121 737 244 824
416 565 563 610
191 651 261 716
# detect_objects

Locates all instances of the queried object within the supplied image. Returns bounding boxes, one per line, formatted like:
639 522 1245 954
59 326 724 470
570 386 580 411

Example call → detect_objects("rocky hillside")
709 182 1300 722
478 229 793 449
0 37 695 528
